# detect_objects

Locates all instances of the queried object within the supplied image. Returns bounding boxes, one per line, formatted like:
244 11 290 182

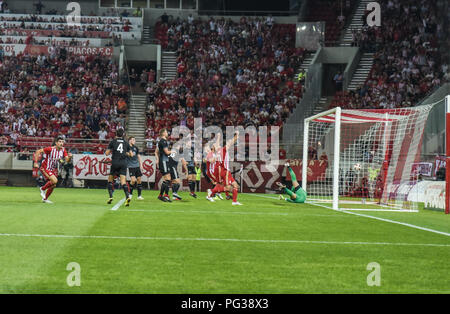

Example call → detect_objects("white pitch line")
0 233 448 247
126 209 289 216
309 202 450 237
245 193 280 200
111 198 125 211
341 210 450 237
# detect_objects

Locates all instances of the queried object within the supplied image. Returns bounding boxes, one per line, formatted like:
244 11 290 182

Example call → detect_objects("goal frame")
446 95 450 214
302 107 341 210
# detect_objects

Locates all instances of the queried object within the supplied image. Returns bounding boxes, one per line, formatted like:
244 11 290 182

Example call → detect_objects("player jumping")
276 162 307 203
105 128 134 206
127 136 144 200
33 136 72 203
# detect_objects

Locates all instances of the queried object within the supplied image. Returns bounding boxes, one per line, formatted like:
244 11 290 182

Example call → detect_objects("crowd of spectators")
146 16 306 146
335 0 448 110
0 46 129 152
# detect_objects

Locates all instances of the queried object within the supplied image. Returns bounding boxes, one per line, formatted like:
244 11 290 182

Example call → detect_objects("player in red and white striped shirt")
206 132 242 205
33 136 72 203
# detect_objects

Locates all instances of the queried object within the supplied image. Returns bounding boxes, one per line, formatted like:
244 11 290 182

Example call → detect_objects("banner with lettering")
0 44 114 57
73 154 156 182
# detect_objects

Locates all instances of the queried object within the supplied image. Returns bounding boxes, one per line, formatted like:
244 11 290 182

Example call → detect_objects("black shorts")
159 160 170 176
128 167 142 178
187 165 196 175
110 161 127 177
170 165 179 180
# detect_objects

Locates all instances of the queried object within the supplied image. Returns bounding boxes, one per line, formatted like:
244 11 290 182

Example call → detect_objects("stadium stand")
0 9 145 153
330 0 448 110
146 17 305 153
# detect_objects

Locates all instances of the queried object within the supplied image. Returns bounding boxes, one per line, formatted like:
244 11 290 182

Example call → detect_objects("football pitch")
0 186 448 294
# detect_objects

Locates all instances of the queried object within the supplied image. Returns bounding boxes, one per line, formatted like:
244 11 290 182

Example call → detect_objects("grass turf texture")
0 186 448 294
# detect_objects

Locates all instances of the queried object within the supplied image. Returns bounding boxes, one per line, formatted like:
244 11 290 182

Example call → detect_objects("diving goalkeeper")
276 162 307 203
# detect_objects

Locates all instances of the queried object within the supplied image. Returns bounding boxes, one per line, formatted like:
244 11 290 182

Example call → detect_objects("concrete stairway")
127 94 147 150
340 0 372 46
312 96 332 116
161 50 177 81
141 25 153 44
347 52 375 91
297 51 315 73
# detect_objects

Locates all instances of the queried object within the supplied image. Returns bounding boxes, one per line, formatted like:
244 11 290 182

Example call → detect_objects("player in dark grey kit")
127 137 144 200
183 136 198 198
105 128 134 206
155 128 172 202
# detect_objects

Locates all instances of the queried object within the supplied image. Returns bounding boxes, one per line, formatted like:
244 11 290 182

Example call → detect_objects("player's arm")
163 147 171 156
155 147 159 165
33 148 44 168
225 131 239 149
138 153 142 168
181 158 188 173
64 150 72 163
105 141 114 156
126 143 134 157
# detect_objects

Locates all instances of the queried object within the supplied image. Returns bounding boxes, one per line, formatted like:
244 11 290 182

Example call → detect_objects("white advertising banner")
73 154 156 182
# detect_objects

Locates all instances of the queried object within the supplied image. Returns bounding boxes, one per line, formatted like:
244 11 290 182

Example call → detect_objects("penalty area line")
0 233 448 247
308 202 450 237
111 198 125 211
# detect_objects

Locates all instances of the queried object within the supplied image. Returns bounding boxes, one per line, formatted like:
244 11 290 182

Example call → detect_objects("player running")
276 162 307 203
33 136 72 203
105 128 134 206
127 136 144 200
155 128 172 202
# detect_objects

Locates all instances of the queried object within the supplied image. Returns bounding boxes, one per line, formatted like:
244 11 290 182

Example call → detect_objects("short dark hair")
129 136 135 141
116 128 124 138
53 135 64 145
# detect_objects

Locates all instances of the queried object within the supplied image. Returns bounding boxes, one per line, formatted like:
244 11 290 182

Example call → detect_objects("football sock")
107 182 114 198
123 184 130 199
188 181 195 193
129 183 135 195
164 180 171 195
45 186 55 200
232 188 238 202
160 180 167 196
172 183 180 194
42 180 53 191
137 183 142 197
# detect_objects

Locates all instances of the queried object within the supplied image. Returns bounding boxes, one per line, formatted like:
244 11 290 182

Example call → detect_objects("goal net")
302 105 436 212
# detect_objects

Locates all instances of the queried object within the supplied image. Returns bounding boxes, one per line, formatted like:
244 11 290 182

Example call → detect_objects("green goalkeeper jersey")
284 186 307 203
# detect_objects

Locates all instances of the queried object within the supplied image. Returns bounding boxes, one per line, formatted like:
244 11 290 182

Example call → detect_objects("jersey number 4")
117 143 123 153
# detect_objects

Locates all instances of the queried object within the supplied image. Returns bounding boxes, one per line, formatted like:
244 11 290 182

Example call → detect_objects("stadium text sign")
73 154 156 182
0 44 114 57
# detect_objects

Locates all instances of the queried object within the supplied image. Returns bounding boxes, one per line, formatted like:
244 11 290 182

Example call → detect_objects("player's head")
116 128 125 138
53 136 65 149
160 128 168 139
129 136 136 146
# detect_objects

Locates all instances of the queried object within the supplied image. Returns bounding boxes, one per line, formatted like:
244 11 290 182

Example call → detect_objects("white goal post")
302 104 437 212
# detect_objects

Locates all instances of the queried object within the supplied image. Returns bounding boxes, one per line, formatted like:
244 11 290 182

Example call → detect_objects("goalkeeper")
276 162 307 203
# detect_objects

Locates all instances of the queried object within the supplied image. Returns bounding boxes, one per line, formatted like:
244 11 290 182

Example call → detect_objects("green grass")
0 186 449 293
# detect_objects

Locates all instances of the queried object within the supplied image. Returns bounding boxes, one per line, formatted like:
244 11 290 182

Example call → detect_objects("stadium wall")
7 0 99 15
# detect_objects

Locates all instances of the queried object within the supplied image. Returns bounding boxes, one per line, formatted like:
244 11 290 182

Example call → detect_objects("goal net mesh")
304 105 434 211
